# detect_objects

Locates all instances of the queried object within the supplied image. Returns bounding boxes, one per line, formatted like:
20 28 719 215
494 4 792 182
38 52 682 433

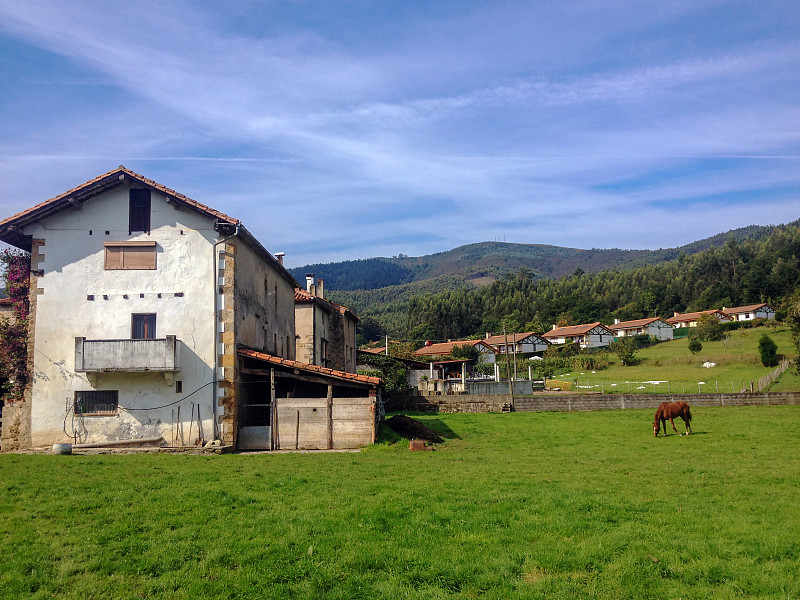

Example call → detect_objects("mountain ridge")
289 223 782 292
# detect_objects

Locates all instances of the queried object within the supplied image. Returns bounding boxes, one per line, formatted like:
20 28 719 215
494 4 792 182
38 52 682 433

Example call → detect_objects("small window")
104 241 157 270
74 390 119 416
132 313 157 339
129 189 151 233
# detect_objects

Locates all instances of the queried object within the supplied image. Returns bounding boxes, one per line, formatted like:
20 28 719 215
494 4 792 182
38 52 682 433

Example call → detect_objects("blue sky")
1 1 798 268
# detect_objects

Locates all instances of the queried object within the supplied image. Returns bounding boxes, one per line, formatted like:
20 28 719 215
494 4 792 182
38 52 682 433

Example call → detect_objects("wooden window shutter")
104 241 157 270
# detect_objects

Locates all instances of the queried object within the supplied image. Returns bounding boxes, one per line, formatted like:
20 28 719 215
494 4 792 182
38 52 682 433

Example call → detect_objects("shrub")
609 337 639 366
688 339 703 354
758 333 779 367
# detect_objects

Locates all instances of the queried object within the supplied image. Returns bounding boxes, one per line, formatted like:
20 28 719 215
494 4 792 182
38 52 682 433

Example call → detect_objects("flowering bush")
0 249 30 403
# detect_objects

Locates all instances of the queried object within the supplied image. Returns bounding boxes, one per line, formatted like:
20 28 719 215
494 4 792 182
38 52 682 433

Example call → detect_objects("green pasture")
2 406 799 599
550 325 798 393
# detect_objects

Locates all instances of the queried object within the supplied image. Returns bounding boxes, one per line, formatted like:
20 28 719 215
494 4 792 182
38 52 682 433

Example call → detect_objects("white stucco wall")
25 185 219 447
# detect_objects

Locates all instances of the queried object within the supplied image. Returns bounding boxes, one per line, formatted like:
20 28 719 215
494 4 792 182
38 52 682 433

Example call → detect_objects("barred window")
74 390 119 416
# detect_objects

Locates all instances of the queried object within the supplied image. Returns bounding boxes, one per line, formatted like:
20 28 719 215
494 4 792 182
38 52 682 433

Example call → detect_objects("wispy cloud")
1 0 798 265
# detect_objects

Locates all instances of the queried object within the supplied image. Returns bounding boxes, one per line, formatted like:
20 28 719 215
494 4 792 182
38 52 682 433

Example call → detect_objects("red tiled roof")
482 331 547 345
0 298 12 306
360 347 387 354
666 310 731 324
541 322 614 338
608 317 667 330
238 348 381 386
294 287 358 321
0 166 237 236
722 303 771 315
412 339 491 356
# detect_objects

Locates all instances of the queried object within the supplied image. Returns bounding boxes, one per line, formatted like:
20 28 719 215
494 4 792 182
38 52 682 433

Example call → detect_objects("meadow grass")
552 326 799 393
1 406 799 599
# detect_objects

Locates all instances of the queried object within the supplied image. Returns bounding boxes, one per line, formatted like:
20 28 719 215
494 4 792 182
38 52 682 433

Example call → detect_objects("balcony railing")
75 336 180 372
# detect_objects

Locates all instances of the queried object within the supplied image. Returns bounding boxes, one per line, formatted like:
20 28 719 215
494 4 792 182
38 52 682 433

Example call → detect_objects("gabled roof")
483 331 549 346
238 348 380 386
0 166 238 249
294 288 358 321
666 310 731 324
722 303 773 315
0 166 298 287
412 339 495 356
609 317 670 330
541 322 614 338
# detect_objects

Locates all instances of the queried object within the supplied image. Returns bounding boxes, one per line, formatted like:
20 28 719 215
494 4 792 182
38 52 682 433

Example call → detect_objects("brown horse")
653 401 692 437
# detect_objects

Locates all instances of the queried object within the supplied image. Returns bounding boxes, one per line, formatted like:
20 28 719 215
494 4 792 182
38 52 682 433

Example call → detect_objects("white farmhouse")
608 317 674 341
722 303 776 322
0 167 380 452
482 331 550 356
666 309 732 329
541 322 616 349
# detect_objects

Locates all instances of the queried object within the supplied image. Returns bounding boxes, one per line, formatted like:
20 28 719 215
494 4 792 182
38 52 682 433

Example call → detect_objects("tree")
758 333 778 367
688 339 703 354
609 336 638 366
0 249 31 403
786 293 800 374
450 343 479 361
690 314 725 342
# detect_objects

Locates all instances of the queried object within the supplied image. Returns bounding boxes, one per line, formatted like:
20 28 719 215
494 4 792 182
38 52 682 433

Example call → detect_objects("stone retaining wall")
394 391 800 414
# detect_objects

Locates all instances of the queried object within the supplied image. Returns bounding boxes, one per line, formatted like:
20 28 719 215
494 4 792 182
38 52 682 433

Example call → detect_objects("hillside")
290 223 780 292
331 220 800 339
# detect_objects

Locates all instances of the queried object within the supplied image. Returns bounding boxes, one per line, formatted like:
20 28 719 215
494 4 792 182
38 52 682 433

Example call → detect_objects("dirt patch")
385 415 444 443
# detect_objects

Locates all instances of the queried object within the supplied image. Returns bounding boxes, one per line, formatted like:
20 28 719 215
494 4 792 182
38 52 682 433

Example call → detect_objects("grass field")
549 325 799 394
2 406 799 599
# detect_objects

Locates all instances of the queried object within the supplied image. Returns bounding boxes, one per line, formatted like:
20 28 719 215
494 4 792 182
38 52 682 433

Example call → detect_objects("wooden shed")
236 348 382 451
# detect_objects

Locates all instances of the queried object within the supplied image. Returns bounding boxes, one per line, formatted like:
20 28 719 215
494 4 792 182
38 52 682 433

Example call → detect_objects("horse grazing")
653 401 692 437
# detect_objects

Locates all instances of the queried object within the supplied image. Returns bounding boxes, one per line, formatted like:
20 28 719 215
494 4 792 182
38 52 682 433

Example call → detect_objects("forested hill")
289 223 779 292
329 221 800 341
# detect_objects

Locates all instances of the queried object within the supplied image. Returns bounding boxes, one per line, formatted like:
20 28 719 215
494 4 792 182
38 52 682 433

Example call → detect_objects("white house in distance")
482 332 550 355
541 322 616 349
608 317 674 341
722 303 776 322
666 309 733 329
413 339 497 363
0 166 380 452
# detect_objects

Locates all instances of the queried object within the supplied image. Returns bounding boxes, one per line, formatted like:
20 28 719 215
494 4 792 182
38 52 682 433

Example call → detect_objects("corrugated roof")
238 348 381 386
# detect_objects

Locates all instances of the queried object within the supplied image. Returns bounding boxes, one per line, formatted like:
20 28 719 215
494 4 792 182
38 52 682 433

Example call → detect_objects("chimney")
614 318 620 324
316 278 324 299
551 324 557 330
305 274 314 292
674 311 680 317
425 340 433 347
274 252 285 265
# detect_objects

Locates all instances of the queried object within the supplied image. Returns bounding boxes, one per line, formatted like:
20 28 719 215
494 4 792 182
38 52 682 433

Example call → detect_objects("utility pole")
503 323 514 410
385 335 389 356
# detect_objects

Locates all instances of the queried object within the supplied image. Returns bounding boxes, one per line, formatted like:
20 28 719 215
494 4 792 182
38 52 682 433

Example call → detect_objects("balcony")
75 336 180 372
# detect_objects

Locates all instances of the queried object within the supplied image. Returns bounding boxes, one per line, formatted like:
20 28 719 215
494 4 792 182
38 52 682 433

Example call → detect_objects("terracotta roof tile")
666 310 732 324
609 317 668 330
238 348 381 386
722 303 772 315
541 322 614 338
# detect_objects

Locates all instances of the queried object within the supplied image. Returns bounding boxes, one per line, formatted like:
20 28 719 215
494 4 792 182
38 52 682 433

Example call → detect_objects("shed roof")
238 348 381 386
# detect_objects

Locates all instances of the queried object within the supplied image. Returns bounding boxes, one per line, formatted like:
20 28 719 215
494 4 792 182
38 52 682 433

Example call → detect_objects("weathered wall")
275 396 376 449
294 303 317 365
14 185 218 448
231 239 295 358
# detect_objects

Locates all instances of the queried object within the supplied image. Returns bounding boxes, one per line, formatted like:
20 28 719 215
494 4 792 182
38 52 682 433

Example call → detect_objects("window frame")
104 241 157 270
131 313 157 340
74 390 119 416
129 189 151 233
